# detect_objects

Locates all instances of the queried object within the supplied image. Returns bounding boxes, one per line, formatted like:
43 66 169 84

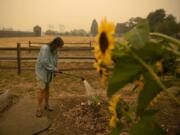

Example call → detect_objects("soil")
48 95 110 135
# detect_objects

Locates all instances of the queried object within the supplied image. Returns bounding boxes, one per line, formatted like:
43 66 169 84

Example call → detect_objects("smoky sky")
0 0 179 31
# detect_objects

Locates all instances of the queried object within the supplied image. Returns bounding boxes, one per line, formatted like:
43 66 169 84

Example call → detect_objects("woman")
35 37 64 117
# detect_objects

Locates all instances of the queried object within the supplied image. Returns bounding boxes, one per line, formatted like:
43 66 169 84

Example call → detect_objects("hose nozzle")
81 77 85 81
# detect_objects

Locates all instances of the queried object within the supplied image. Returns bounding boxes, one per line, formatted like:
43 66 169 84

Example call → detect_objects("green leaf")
137 72 162 115
110 124 122 135
112 43 127 63
133 41 164 61
116 99 130 120
124 20 150 49
107 56 142 97
175 90 180 97
123 111 132 123
141 109 159 117
129 116 166 135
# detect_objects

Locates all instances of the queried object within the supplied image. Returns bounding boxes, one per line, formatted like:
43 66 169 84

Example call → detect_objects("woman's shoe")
44 105 54 112
36 110 43 117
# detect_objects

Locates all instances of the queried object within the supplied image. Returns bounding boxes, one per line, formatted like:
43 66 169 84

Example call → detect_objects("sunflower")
94 59 110 85
94 18 115 66
108 94 121 128
100 67 110 85
94 18 115 83
155 59 164 74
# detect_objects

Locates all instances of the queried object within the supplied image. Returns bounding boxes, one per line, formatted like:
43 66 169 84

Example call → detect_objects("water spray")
57 71 98 105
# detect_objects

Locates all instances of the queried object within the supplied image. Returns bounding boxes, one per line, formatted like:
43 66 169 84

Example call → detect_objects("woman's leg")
44 85 49 107
44 84 53 111
36 80 47 117
36 89 45 117
37 89 45 110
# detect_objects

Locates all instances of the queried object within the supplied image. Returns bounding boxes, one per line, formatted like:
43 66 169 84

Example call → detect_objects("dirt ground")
47 95 110 135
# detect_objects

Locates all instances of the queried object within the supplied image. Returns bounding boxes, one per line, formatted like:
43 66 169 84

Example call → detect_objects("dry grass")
0 36 95 57
0 61 104 97
0 36 94 47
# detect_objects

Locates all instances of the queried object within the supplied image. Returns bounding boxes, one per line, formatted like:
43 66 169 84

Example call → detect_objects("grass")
0 36 94 47
0 61 103 97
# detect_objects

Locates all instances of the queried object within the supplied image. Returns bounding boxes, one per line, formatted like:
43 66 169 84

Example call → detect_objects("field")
0 36 180 135
0 36 94 47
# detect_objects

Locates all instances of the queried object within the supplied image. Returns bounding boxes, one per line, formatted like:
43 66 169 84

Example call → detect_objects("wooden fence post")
89 41 92 55
17 43 21 75
89 41 92 47
28 41 31 53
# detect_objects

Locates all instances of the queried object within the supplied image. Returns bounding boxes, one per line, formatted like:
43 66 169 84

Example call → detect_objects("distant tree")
45 30 59 35
147 9 166 32
115 23 121 36
64 31 70 36
177 23 180 39
90 19 98 36
70 29 87 36
147 9 179 38
156 15 178 36
115 17 144 36
1 27 13 31
115 23 129 36
128 17 144 28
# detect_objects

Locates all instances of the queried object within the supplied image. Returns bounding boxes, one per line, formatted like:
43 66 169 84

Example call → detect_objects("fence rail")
0 56 95 60
0 42 95 75
28 40 92 48
0 46 94 51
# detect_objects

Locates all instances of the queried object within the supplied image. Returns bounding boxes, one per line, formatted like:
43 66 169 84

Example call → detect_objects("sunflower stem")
128 48 180 106
165 47 180 57
150 32 180 47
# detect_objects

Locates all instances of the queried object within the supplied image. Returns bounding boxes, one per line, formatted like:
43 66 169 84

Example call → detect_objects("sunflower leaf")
133 41 164 61
141 109 159 117
112 43 127 63
129 116 166 135
124 20 150 49
137 72 162 116
107 56 142 97
110 124 123 135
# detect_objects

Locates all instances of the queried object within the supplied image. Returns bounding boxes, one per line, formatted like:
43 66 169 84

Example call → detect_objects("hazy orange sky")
0 0 179 32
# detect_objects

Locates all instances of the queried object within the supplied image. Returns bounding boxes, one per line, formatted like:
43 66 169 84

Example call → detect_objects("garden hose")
57 71 85 81
32 111 52 135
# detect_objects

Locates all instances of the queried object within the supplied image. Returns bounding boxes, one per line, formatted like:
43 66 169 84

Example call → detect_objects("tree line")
90 9 180 38
45 9 180 38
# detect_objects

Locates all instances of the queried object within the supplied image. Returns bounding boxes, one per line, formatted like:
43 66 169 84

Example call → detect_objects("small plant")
94 18 180 135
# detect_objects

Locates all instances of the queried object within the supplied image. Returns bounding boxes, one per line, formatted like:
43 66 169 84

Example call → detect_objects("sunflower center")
99 32 108 54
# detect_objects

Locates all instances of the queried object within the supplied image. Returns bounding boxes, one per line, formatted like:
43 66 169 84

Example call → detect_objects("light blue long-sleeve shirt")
35 45 58 83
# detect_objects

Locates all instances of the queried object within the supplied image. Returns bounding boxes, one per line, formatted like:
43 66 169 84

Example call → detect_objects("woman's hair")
49 37 64 47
